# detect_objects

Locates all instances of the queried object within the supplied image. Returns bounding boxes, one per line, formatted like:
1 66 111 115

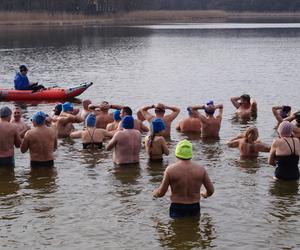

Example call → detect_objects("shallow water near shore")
0 23 300 249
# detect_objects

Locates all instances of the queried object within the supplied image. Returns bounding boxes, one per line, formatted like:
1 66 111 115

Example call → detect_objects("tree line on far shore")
0 0 299 14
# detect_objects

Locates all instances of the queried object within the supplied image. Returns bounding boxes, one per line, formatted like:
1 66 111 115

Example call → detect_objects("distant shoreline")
0 11 300 27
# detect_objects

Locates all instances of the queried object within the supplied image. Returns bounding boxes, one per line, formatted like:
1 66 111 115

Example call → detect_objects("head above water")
19 65 28 74
13 106 22 120
121 106 132 117
122 115 134 129
31 111 47 126
244 127 259 143
62 102 74 112
204 100 215 116
82 99 92 110
113 110 121 121
175 139 193 160
0 106 12 119
277 121 293 137
151 118 166 134
53 104 62 116
240 94 251 105
280 105 291 118
155 107 165 115
86 113 96 127
100 101 110 111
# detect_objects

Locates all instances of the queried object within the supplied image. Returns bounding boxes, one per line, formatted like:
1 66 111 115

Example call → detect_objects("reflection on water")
156 214 216 249
1 23 300 249
0 167 19 197
26 167 57 195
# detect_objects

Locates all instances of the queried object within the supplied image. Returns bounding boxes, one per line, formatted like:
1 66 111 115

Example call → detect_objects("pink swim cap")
277 121 293 137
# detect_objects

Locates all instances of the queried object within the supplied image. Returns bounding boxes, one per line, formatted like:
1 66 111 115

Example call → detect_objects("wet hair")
204 106 215 116
280 106 291 118
244 127 259 143
154 107 165 114
122 106 132 116
240 94 251 104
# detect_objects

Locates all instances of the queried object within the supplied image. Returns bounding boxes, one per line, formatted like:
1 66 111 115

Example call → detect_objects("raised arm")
251 100 257 115
153 168 170 198
230 96 241 109
164 105 181 122
139 105 155 122
272 106 283 123
216 104 224 119
200 170 214 198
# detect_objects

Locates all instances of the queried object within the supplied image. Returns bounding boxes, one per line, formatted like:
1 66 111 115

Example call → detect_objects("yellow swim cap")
175 139 193 160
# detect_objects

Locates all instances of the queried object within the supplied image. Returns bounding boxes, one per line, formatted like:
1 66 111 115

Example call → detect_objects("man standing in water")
230 94 257 119
10 106 30 138
0 106 21 167
52 102 83 138
89 101 123 129
21 111 57 167
139 103 180 138
153 139 214 219
117 106 149 133
106 116 141 165
189 101 223 138
176 107 202 133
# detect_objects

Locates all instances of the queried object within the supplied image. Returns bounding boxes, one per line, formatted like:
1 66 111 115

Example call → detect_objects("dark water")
0 23 300 249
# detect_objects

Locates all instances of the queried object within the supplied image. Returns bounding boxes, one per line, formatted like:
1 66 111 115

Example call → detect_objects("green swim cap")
175 139 193 160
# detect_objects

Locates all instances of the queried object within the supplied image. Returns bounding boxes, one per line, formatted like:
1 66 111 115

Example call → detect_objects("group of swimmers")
0 92 299 219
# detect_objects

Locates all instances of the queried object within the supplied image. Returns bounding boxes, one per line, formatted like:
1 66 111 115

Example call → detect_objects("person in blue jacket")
14 65 46 92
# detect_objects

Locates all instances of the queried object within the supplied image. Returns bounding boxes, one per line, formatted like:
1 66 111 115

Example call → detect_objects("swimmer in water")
139 103 180 138
227 127 270 157
272 105 291 125
189 100 223 138
268 121 300 180
145 118 169 161
230 94 257 119
153 139 214 219
70 113 112 149
106 116 141 165
21 111 57 168
176 107 201 133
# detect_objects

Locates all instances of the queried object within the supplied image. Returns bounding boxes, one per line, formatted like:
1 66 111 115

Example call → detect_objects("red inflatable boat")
0 82 93 101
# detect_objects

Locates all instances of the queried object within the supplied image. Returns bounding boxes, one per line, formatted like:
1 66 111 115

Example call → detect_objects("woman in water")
145 118 169 161
268 121 300 180
227 127 270 157
70 113 111 149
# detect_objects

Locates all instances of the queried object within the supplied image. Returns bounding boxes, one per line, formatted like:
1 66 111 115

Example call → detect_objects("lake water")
0 23 300 249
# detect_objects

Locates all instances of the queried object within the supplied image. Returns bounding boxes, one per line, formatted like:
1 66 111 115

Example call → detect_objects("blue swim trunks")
169 202 200 219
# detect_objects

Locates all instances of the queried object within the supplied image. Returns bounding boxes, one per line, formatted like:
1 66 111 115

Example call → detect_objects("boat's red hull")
0 82 93 101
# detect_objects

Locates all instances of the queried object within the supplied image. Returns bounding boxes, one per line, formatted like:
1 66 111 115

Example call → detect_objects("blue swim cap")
86 113 96 127
113 110 121 121
151 118 166 133
122 115 134 129
206 100 214 106
62 102 74 112
31 111 46 125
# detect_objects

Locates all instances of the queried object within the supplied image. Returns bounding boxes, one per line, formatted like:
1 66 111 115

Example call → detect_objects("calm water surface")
0 23 300 249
